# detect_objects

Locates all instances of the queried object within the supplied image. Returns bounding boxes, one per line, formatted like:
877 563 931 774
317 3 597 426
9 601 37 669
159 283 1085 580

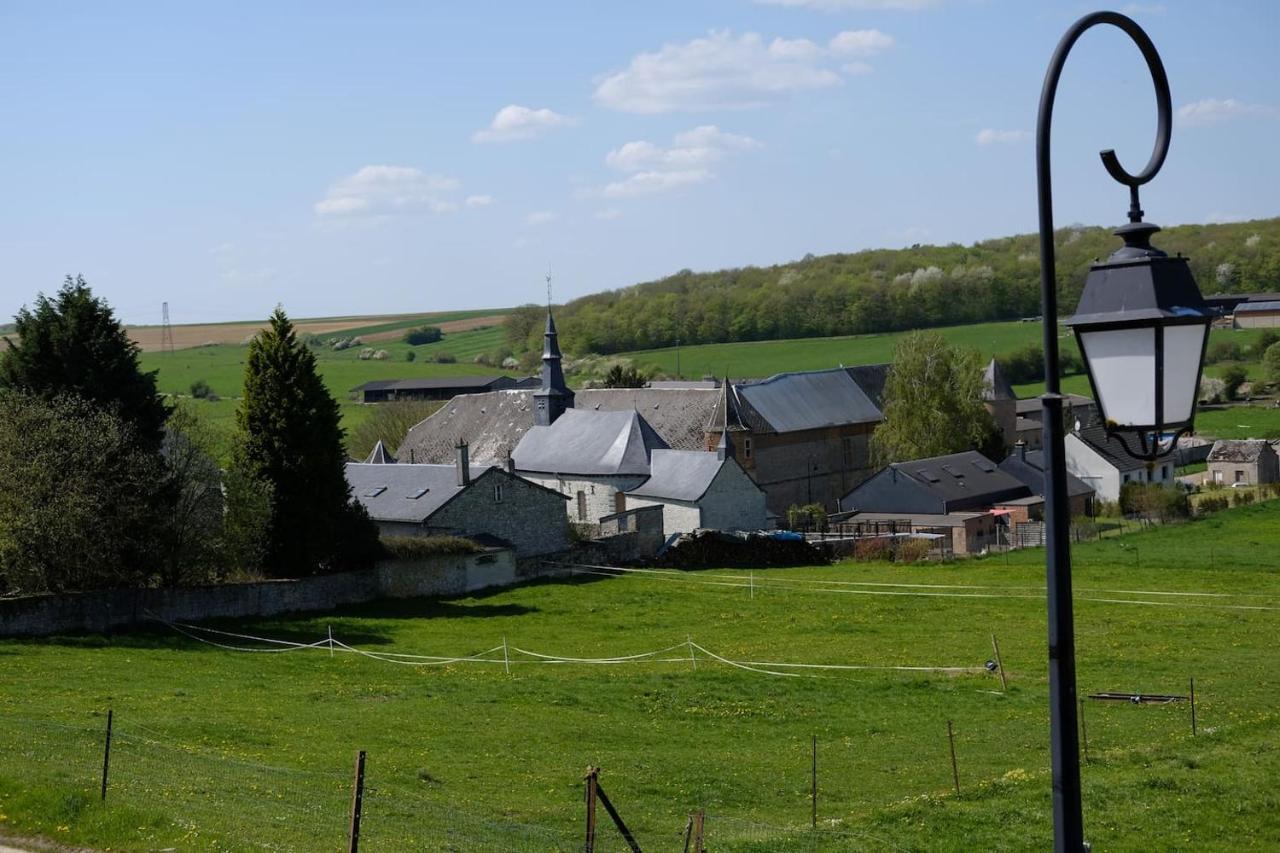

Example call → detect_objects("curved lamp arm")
1036 11 1172 396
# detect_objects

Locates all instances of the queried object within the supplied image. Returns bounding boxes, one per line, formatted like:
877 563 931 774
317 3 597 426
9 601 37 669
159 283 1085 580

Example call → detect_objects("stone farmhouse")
344 445 570 557
397 307 888 516
1206 439 1279 486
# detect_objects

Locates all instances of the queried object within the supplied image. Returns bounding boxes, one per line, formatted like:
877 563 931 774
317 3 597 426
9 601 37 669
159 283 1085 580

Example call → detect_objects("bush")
433 351 457 364
403 326 444 346
190 379 213 399
785 503 828 532
1264 342 1280 386
1205 339 1243 364
1197 495 1229 515
1120 482 1189 522
854 537 893 561
1251 329 1278 357
357 347 375 360
405 350 417 362
473 353 492 366
1231 490 1256 507
1221 365 1248 400
895 538 932 563
381 535 482 559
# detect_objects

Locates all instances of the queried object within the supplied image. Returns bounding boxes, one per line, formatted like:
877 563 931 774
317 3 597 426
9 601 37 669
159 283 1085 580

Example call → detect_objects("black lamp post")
1035 11 1209 852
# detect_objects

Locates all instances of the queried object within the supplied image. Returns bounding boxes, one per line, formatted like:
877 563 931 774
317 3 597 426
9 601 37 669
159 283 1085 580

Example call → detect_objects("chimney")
1015 439 1027 462
505 454 516 474
455 440 471 487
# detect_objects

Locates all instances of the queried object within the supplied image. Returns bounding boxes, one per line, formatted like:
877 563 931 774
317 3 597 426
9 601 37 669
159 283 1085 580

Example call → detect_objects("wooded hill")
528 217 1280 356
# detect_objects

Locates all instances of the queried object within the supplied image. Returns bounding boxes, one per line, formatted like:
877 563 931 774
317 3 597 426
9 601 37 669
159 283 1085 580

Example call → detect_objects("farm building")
1064 425 1176 502
839 450 1029 515
624 438 768 535
998 441 1095 518
834 510 1000 556
397 306 887 515
352 375 531 403
1206 440 1279 486
1232 300 1280 329
344 447 570 556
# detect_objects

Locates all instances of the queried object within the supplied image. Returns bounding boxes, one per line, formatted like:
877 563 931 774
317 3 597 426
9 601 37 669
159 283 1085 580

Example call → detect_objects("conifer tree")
233 308 379 575
0 275 169 450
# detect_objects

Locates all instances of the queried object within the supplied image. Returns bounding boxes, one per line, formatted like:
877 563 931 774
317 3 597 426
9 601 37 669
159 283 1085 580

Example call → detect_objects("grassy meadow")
2 502 1278 851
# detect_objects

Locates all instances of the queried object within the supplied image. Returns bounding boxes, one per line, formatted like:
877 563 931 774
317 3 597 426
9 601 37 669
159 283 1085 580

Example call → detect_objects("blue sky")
1 1 1277 324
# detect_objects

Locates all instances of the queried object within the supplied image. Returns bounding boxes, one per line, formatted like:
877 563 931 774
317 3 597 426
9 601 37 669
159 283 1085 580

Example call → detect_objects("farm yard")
2 502 1278 851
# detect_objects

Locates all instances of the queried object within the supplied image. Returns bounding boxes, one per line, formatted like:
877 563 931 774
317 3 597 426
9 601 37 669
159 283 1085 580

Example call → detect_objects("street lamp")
1034 10 1208 852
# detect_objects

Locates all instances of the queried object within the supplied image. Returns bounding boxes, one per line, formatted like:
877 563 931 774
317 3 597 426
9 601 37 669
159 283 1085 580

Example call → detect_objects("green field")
2 502 1279 851
1194 405 1280 440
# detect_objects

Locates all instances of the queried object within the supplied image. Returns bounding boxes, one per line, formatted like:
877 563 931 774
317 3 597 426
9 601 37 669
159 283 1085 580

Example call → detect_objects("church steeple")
533 300 573 427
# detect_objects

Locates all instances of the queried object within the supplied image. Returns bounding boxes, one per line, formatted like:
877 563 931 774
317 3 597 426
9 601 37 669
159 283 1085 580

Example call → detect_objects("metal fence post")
584 766 599 853
947 720 960 795
100 708 113 802
349 750 366 853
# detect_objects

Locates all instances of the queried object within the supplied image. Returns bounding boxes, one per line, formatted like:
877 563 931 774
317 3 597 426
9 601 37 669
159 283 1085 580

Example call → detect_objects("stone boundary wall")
0 549 520 638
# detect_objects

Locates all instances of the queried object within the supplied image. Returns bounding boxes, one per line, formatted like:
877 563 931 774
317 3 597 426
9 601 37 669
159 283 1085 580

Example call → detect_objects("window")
576 491 587 522
493 483 504 504
1122 474 1130 483
743 437 753 459
614 492 626 513
363 486 387 497
1235 470 1245 483
407 488 429 500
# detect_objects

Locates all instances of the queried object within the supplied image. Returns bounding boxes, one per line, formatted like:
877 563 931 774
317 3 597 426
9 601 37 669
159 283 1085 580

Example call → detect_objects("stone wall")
0 549 521 638
519 472 646 524
425 470 571 556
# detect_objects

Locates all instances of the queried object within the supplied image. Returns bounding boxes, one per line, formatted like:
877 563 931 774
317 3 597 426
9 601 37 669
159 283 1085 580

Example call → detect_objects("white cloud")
756 0 940 9
465 194 493 208
595 208 624 220
472 105 574 143
597 125 760 198
314 165 460 218
1177 98 1275 127
525 210 558 226
842 61 874 75
828 29 893 56
975 128 1030 145
593 29 892 113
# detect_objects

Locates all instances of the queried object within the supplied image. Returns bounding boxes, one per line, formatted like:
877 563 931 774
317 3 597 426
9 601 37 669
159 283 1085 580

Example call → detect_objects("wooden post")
100 708 113 802
503 636 510 675
1079 698 1089 764
584 766 599 853
692 809 705 853
811 735 818 828
348 750 366 853
328 625 334 657
750 571 755 601
947 720 960 795
1190 677 1197 736
688 637 697 671
990 634 1008 691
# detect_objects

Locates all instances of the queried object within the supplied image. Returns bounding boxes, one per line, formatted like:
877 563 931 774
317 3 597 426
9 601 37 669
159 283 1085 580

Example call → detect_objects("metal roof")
896 451 1029 505
736 368 883 433
1234 301 1280 313
344 462 492 523
999 449 1096 498
627 450 725 502
512 409 668 476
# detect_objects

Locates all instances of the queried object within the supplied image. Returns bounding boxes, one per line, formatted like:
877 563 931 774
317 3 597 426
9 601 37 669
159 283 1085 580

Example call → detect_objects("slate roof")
999 449 1096 498
1070 425 1145 471
1207 439 1275 463
344 462 492 523
844 364 890 410
983 359 1016 402
627 450 726 501
364 440 396 464
735 368 882 434
890 451 1030 505
513 409 668 476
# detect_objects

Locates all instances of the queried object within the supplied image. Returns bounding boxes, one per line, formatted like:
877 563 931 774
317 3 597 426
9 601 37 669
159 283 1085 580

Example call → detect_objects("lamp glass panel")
1161 322 1208 424
1079 326 1155 427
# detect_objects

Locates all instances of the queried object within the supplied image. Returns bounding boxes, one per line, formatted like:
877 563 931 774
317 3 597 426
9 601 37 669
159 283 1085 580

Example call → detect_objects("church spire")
533 271 573 426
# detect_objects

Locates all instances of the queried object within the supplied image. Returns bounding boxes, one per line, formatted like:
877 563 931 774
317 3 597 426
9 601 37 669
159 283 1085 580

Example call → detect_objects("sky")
1 1 1277 325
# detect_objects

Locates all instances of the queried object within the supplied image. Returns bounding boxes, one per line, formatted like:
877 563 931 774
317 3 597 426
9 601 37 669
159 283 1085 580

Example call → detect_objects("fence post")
990 634 1008 691
811 734 818 828
584 766 599 853
349 750 366 853
1190 677 1197 736
100 708 113 802
1079 698 1089 764
947 720 960 795
692 809 705 853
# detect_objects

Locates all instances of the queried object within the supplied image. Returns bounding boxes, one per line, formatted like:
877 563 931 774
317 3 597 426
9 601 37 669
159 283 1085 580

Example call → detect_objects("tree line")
503 218 1280 356
0 276 379 597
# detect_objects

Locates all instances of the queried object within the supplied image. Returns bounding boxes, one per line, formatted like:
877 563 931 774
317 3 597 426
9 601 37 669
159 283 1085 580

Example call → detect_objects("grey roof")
1207 439 1275 463
398 387 720 466
1235 301 1280 313
736 368 882 433
890 451 1030 505
364 440 396 464
627 450 726 501
1071 425 1145 471
344 462 491 523
983 359 1016 402
352 376 514 393
1015 394 1095 416
999 449 1095 499
706 378 748 433
513 409 668 476
844 364 890 410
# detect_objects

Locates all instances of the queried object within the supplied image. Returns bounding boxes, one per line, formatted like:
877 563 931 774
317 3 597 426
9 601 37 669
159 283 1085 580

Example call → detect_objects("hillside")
545 218 1280 356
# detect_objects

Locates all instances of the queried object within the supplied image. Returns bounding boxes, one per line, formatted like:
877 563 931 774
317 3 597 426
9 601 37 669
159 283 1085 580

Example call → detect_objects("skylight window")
363 486 387 497
407 488 429 499
942 465 964 479
916 469 941 483
972 459 995 473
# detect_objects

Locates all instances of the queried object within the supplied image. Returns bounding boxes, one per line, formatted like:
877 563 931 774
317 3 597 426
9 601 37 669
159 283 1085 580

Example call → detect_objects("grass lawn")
1194 405 1280 440
2 503 1279 851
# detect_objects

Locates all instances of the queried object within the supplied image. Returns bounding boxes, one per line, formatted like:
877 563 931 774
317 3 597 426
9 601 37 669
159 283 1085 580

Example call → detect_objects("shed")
840 451 1030 515
1206 439 1279 486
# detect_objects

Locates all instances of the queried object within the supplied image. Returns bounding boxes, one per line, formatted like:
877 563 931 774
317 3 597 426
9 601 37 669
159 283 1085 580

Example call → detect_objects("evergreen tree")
871 331 1002 465
233 308 379 575
0 275 170 450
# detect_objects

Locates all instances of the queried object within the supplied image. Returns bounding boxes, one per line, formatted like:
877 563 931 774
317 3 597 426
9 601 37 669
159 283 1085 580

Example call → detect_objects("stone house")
1206 440 1279 486
624 438 769 535
344 447 570 556
1064 425 1176 503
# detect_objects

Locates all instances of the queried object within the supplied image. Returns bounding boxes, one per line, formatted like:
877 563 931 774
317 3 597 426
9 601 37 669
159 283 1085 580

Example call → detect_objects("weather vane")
545 264 553 307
